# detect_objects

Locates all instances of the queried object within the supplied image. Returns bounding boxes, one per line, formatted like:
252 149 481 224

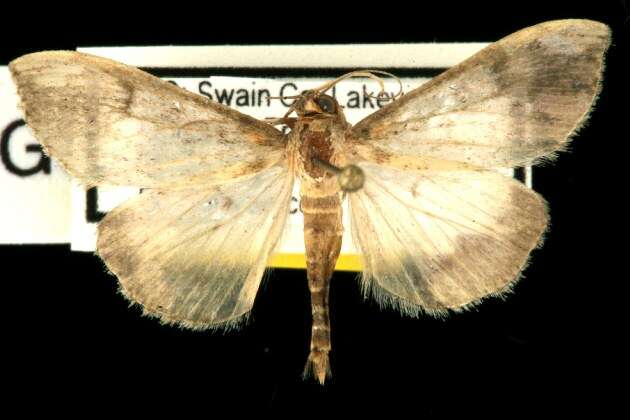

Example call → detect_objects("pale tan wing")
96 164 294 329
347 162 547 315
347 20 609 169
10 51 285 188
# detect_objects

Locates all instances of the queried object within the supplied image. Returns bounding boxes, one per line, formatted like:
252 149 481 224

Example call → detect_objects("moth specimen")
10 19 609 384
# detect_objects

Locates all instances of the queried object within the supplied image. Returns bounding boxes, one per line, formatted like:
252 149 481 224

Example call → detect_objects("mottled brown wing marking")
10 51 285 188
347 19 610 169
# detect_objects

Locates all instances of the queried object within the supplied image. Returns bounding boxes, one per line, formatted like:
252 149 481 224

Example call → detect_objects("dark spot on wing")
368 146 393 164
244 158 269 174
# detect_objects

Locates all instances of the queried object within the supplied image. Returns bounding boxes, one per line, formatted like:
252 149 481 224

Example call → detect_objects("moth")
10 19 609 384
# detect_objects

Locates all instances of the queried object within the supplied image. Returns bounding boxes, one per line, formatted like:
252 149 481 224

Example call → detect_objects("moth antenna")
266 93 303 119
365 89 402 102
312 69 404 100
312 157 365 192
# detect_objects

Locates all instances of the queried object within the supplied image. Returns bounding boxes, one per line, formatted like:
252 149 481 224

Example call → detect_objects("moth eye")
316 95 336 113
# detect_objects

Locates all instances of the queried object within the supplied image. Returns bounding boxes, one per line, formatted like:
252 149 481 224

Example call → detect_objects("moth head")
294 91 339 117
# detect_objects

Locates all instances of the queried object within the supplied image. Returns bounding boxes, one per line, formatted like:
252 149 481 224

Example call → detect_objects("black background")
1 1 626 415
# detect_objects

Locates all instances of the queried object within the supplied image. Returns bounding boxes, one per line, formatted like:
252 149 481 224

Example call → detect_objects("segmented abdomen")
301 191 343 384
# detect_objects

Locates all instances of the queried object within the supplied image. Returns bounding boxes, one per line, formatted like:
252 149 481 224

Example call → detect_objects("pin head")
338 165 365 192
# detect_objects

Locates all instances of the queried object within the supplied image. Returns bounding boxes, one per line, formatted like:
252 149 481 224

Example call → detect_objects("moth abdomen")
301 191 343 385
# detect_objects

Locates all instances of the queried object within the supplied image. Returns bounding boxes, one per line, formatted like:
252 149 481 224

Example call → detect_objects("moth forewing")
9 51 286 189
347 19 610 170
